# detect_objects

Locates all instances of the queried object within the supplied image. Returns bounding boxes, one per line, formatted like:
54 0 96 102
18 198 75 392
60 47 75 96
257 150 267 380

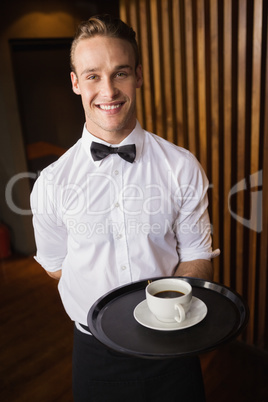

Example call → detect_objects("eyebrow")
115 65 133 71
80 64 133 77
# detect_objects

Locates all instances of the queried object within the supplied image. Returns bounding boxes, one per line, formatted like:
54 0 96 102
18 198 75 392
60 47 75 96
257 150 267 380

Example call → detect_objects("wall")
120 0 268 349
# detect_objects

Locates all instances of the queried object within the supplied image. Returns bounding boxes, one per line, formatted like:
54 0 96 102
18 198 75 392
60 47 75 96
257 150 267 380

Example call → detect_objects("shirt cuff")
179 248 221 262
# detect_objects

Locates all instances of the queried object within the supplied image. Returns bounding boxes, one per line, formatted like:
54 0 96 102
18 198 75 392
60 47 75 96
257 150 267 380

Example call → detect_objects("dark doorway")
10 38 85 176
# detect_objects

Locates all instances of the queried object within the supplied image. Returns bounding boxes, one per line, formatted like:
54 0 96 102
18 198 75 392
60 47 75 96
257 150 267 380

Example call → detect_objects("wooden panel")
236 0 247 297
209 0 220 283
258 6 268 349
172 0 185 147
139 0 155 132
223 0 232 287
247 0 263 344
162 0 176 142
120 0 268 350
150 0 165 137
130 0 145 128
184 0 197 155
196 0 208 172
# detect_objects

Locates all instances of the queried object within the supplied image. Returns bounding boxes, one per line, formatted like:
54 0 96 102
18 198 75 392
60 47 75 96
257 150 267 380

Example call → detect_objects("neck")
85 120 136 144
87 130 129 144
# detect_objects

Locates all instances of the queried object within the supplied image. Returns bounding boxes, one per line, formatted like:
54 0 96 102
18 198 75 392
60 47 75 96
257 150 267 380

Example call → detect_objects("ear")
135 64 143 89
70 72 81 95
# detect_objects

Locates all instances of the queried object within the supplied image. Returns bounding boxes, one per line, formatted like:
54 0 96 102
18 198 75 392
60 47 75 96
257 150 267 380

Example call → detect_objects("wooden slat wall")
120 0 268 349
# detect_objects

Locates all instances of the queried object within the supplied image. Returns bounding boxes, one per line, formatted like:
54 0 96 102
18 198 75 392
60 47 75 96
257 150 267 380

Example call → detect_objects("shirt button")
115 202 120 208
116 234 122 239
114 170 119 175
121 266 127 271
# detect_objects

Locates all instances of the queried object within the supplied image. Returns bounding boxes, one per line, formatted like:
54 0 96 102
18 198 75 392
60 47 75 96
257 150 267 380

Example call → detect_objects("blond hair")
70 14 140 73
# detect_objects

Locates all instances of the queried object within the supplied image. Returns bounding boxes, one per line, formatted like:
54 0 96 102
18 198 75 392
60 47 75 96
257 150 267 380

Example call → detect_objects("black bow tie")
90 141 136 163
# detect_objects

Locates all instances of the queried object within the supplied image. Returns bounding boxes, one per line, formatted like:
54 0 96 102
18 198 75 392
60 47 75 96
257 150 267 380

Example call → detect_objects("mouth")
96 102 125 112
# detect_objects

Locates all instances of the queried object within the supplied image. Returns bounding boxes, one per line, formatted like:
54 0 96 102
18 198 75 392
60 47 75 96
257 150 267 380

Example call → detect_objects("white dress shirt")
30 121 219 325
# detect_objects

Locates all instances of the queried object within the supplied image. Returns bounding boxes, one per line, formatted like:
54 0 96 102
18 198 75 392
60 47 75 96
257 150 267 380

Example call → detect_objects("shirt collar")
81 120 144 166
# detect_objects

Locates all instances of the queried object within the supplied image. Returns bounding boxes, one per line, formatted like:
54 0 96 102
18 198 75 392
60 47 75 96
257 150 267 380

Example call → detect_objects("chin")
103 118 133 134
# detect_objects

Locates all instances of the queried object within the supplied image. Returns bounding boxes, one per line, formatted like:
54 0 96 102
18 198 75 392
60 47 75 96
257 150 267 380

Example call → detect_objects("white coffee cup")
146 278 192 323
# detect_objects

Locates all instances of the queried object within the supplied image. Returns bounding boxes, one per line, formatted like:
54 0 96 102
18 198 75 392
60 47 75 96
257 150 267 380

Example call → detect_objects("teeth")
99 104 121 110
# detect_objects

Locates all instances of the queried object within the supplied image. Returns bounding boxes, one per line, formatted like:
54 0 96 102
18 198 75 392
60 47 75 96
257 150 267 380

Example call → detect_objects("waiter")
31 14 219 402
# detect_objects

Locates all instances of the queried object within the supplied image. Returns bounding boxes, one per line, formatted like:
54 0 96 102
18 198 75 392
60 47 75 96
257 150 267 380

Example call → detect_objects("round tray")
87 277 249 359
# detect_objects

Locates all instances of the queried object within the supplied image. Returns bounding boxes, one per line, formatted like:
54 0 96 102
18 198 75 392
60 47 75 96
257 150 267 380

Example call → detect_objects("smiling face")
71 36 143 143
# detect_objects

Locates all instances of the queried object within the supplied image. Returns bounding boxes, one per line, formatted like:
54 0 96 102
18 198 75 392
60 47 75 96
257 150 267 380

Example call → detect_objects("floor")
1 255 268 401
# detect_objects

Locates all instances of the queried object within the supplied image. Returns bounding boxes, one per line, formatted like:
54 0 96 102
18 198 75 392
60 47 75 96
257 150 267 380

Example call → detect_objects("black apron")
72 324 206 402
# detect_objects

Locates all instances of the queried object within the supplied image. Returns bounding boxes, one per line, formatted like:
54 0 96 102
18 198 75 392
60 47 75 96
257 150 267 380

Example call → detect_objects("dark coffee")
154 290 185 298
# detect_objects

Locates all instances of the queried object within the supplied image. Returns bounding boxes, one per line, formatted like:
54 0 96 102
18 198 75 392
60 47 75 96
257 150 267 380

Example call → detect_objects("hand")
45 269 62 280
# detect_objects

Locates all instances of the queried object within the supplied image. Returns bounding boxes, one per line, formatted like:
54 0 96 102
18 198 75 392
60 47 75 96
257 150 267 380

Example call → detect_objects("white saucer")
133 297 207 331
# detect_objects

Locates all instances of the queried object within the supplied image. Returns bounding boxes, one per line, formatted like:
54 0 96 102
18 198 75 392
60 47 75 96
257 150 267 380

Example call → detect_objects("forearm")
45 269 62 280
174 259 213 281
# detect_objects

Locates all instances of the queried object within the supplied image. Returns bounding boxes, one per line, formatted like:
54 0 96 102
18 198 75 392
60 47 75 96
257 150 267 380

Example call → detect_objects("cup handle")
174 304 185 323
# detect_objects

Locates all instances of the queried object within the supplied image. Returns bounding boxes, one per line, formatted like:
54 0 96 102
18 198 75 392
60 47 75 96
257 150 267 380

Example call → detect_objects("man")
31 14 219 402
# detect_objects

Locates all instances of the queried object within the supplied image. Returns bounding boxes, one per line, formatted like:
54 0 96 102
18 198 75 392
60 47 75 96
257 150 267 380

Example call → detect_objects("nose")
100 77 119 99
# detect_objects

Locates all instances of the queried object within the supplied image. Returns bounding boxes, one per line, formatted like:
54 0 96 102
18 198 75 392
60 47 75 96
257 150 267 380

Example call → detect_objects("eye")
116 72 127 78
87 75 98 81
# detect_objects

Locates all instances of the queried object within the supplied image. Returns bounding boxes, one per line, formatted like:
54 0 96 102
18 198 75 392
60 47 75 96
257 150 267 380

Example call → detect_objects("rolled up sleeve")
174 158 220 262
30 172 67 272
